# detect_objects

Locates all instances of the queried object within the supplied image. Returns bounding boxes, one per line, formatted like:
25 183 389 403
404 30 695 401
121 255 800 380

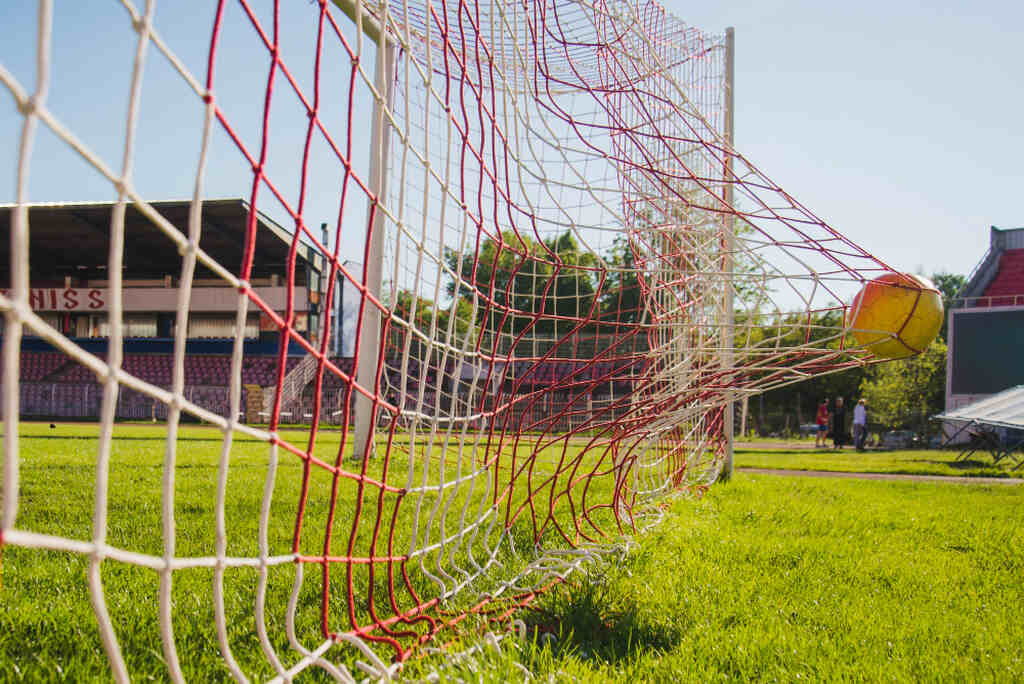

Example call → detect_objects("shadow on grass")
522 569 681 663
902 457 1016 476
916 458 988 469
734 448 856 455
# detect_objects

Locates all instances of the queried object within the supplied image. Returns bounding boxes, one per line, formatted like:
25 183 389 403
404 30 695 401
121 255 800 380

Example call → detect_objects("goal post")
0 2 906 679
720 25 736 483
351 7 396 462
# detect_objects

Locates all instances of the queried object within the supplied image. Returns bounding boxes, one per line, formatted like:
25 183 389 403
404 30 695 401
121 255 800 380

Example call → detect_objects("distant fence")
13 383 640 432
11 383 246 422
257 389 636 431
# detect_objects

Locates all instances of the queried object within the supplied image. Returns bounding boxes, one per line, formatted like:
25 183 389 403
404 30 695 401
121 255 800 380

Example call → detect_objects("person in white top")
853 399 868 451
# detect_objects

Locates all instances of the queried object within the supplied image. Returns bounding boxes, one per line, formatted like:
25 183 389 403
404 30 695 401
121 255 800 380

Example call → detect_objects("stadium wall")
4 284 300 313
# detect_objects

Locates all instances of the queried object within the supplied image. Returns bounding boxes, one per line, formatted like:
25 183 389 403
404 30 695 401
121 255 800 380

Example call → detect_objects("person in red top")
814 398 830 448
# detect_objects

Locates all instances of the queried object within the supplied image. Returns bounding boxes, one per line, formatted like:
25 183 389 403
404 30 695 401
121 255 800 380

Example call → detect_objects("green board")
950 308 1024 394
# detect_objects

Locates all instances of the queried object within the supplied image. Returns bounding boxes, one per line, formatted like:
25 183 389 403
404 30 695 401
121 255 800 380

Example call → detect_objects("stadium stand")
981 249 1024 305
958 226 1024 308
3 199 644 427
0 199 340 423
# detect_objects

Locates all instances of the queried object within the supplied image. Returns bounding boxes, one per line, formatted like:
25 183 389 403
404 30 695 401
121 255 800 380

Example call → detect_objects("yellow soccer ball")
846 273 943 359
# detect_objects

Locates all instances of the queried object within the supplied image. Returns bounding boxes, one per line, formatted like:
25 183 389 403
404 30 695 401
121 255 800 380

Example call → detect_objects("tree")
387 288 475 344
445 230 598 337
599 235 644 326
859 338 947 438
749 308 870 434
391 289 439 331
930 271 967 302
929 271 966 342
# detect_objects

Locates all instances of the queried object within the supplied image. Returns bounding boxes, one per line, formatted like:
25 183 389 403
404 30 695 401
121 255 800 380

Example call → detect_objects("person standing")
831 397 848 450
853 398 868 451
815 398 830 449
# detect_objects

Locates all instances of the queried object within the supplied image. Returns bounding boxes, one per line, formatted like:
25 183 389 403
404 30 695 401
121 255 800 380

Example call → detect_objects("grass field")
409 475 1024 681
0 421 664 680
3 424 1023 681
735 443 1024 479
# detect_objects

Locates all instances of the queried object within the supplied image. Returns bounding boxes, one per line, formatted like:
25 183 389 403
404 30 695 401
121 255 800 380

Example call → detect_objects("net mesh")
2 0 900 679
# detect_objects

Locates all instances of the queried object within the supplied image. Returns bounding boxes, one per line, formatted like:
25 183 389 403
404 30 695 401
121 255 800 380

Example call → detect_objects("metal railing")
10 383 245 421
950 294 1024 309
261 352 319 417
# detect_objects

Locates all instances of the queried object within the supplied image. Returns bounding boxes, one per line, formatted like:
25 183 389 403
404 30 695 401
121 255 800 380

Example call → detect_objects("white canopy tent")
936 386 1024 468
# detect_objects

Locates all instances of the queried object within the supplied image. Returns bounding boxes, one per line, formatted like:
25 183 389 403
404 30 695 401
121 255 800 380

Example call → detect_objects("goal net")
2 0 898 679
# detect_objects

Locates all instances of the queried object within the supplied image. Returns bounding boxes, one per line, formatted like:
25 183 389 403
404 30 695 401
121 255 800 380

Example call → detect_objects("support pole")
719 26 736 482
353 27 395 461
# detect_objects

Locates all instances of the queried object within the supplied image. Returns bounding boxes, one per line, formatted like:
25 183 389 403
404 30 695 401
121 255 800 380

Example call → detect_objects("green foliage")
747 308 868 434
444 230 599 336
389 288 474 342
599 235 644 326
440 224 769 338
930 271 967 302
929 271 966 342
390 288 440 329
859 339 947 434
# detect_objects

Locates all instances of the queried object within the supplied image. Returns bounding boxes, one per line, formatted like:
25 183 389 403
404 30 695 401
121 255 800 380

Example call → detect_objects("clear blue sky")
2 0 1021 284
666 0 1024 280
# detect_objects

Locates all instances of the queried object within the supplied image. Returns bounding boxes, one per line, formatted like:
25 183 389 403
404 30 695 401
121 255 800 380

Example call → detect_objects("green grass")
407 475 1024 682
3 424 1023 681
0 422 632 680
735 444 1024 479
